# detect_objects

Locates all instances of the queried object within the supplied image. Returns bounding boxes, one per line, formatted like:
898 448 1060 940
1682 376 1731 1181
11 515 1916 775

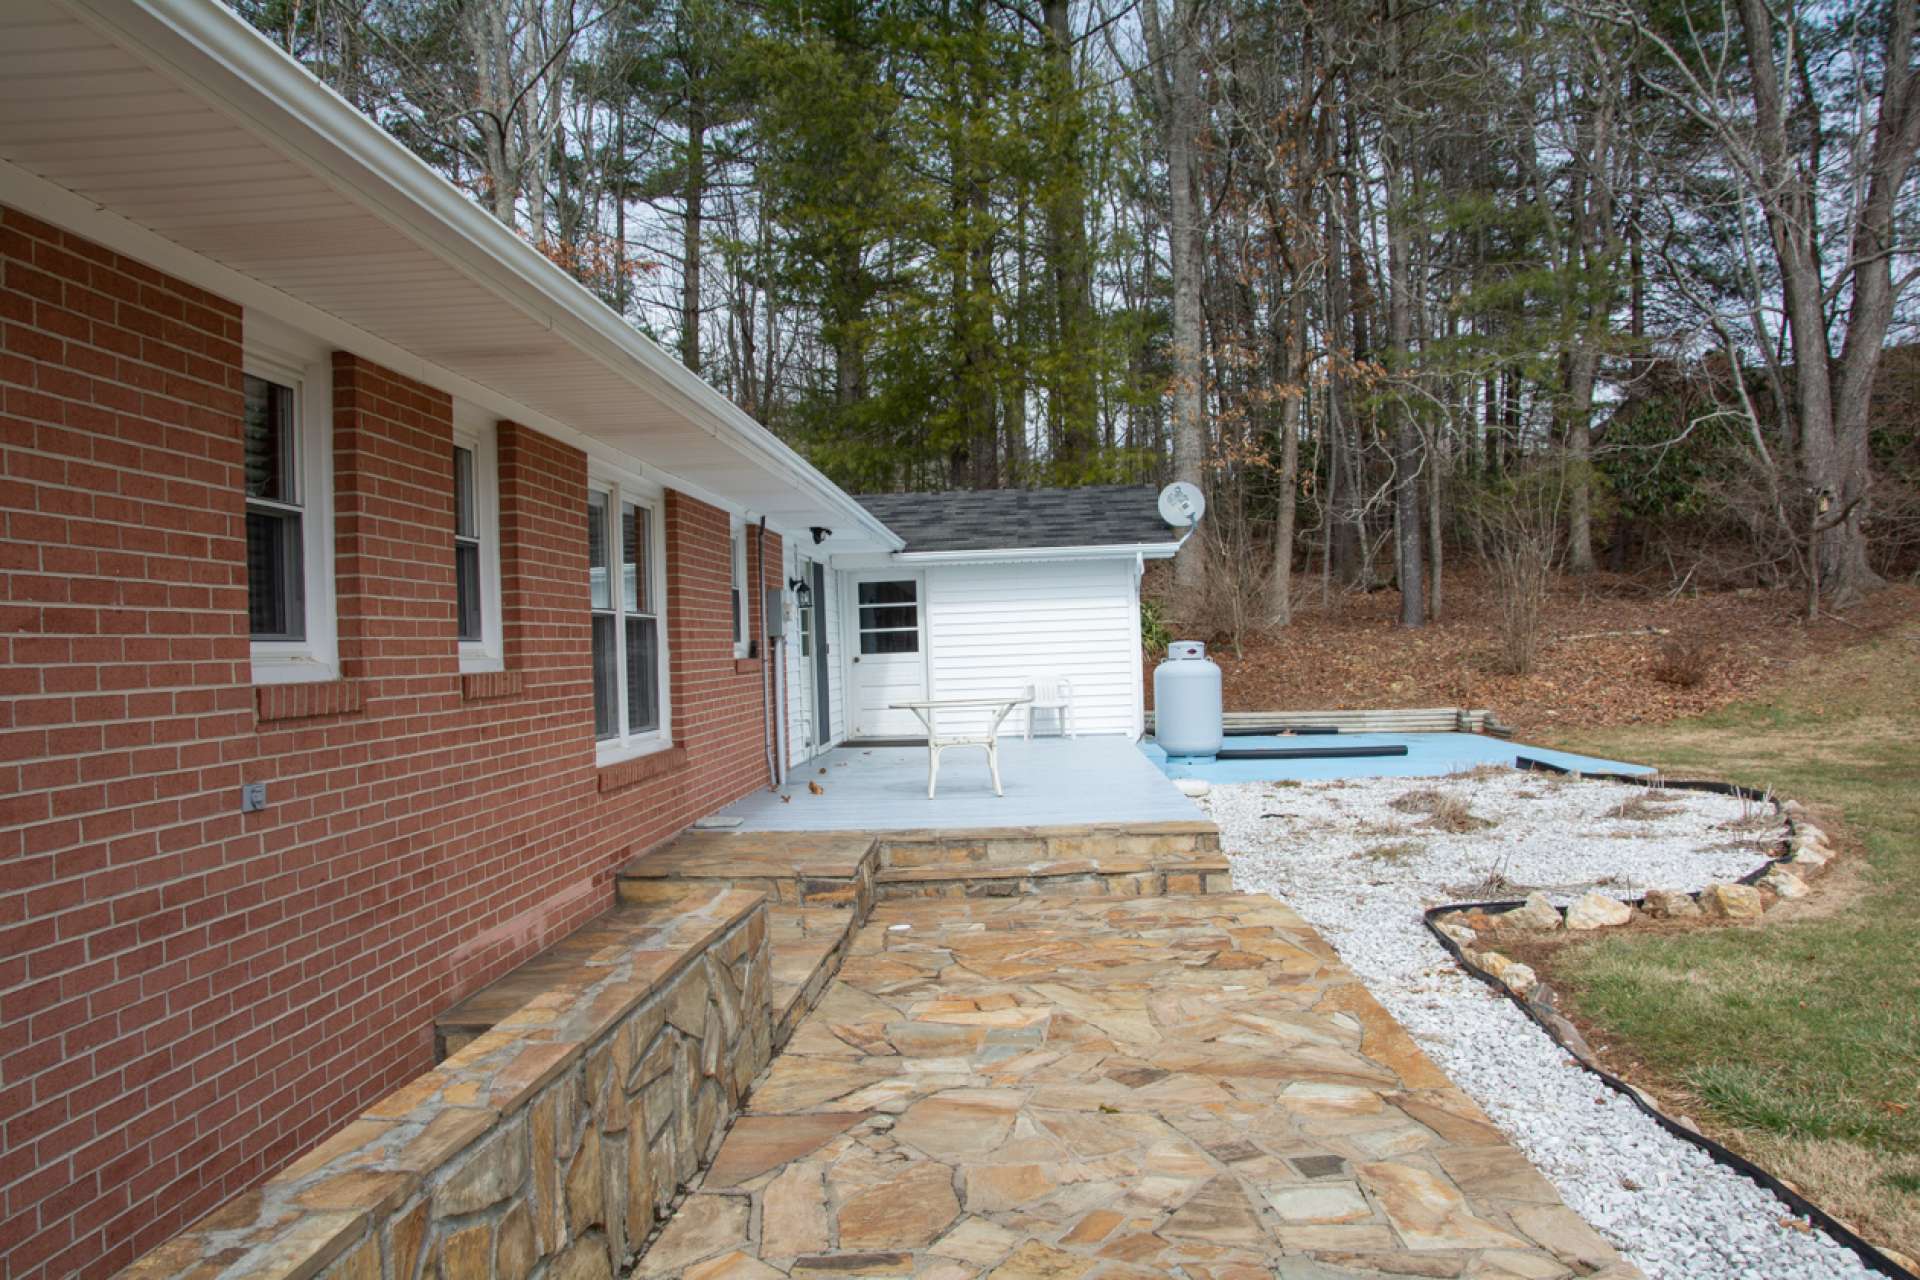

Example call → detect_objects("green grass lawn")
1548 623 1920 1259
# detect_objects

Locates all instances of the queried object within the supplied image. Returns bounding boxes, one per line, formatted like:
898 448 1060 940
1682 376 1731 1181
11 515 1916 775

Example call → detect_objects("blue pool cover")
1140 731 1651 783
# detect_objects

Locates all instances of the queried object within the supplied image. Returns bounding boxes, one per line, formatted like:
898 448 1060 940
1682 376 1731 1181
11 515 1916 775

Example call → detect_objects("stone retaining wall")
873 820 1221 869
122 891 772 1280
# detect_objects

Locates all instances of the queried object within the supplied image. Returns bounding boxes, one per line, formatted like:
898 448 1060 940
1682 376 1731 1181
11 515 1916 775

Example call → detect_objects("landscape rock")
1499 963 1538 998
1435 920 1478 948
1174 778 1211 798
1791 823 1830 847
1563 893 1632 931
1640 888 1702 919
1790 844 1832 868
1761 867 1810 900
1488 893 1562 933
1701 882 1765 919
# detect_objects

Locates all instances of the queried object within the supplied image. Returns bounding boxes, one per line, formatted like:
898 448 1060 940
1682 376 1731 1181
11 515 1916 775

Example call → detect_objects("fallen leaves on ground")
1150 569 1918 737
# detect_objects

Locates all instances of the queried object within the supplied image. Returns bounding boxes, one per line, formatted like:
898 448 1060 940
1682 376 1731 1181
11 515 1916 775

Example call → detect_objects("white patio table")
890 695 1033 798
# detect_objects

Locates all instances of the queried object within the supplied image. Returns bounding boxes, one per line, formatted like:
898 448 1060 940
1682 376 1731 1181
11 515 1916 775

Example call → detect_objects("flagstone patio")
635 894 1644 1280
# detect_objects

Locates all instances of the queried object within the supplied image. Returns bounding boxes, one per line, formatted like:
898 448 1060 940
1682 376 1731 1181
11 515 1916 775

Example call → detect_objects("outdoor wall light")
810 526 831 544
789 578 814 610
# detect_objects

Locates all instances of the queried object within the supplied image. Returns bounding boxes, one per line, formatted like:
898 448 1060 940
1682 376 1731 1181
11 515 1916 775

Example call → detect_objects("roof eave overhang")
890 541 1184 564
45 0 904 552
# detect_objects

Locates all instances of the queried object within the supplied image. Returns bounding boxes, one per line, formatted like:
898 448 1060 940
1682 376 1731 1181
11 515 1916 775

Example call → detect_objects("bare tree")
1599 0 1920 603
1143 0 1211 595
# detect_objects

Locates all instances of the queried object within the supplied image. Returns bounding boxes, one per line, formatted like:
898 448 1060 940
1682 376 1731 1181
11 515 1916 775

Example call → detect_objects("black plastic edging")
1420 781 1912 1280
1214 745 1409 761
1223 724 1342 737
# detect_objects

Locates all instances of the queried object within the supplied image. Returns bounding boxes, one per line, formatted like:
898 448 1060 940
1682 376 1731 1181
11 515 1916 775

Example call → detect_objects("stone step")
767 906 861 1048
431 886 763 1061
874 820 1221 871
615 829 879 913
873 852 1234 903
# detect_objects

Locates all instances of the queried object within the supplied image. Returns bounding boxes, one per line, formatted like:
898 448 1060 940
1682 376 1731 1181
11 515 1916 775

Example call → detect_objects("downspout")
758 516 777 789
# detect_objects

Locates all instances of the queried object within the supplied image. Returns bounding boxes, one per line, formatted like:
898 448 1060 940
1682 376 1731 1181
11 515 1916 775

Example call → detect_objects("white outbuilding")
779 486 1187 770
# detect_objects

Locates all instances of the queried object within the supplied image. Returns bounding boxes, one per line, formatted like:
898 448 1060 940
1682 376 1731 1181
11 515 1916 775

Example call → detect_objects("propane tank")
1154 641 1223 757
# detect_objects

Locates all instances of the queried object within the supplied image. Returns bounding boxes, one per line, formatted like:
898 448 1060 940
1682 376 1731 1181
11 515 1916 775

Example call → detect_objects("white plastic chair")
1024 674 1075 739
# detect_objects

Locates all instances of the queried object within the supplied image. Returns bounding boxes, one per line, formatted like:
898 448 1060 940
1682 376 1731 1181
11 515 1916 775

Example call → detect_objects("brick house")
0 2 901 1275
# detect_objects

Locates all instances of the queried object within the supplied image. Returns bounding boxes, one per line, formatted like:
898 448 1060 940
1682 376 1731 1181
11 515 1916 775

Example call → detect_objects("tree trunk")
1732 0 1911 603
1266 291 1304 626
1564 341 1597 572
1042 0 1097 480
681 108 705 374
1382 0 1423 628
1146 0 1208 594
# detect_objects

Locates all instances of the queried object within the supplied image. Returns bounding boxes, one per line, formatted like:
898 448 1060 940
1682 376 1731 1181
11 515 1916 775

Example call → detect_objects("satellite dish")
1157 481 1206 529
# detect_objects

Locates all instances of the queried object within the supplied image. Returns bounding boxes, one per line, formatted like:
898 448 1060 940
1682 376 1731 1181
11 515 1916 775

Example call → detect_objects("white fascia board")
55 0 903 553
890 542 1185 565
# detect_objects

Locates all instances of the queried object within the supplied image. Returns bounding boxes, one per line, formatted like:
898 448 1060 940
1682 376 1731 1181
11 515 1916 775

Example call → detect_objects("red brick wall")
0 205 787 1279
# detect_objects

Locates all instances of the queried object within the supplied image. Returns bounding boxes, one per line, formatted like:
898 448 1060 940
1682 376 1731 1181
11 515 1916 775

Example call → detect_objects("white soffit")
0 0 900 551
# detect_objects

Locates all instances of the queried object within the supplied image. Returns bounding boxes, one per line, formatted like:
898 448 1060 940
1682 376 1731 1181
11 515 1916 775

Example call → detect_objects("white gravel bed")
1205 769 1877 1280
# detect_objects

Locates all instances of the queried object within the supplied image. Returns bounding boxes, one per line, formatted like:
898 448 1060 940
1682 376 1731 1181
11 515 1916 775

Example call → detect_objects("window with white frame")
452 417 503 671
244 375 304 640
588 477 669 756
730 520 750 656
244 325 335 685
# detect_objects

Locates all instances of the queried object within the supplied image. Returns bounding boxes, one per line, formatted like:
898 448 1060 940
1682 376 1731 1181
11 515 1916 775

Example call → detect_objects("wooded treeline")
238 0 1920 626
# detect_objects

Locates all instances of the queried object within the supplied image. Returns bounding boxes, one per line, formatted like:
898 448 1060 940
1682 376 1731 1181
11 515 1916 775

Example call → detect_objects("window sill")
462 670 523 702
255 680 362 724
459 652 506 676
598 745 688 794
250 651 340 686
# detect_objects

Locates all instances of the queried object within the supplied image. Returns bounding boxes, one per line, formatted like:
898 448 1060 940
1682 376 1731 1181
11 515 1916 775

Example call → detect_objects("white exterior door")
848 573 927 738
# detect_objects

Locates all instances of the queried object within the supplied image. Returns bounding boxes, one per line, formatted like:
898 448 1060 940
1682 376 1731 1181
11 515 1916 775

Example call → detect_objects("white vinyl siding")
918 559 1142 738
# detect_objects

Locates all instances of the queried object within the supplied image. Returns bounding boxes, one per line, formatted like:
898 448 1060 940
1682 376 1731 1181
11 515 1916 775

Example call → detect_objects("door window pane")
859 604 917 630
856 579 917 654
860 629 918 656
858 580 915 607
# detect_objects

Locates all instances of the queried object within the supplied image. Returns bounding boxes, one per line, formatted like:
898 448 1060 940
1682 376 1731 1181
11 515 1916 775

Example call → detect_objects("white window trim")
246 319 338 686
592 465 673 767
453 411 504 674
730 517 751 658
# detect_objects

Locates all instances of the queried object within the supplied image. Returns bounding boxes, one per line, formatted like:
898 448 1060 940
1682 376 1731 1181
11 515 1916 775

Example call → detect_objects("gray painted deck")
718 736 1202 832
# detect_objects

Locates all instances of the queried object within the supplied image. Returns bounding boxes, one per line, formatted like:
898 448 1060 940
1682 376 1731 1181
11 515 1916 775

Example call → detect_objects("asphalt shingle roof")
855 485 1180 553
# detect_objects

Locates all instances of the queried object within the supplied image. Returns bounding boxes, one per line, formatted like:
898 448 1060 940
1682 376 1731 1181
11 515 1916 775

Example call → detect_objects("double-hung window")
244 375 304 640
589 477 669 759
730 519 751 657
452 415 502 671
244 321 335 685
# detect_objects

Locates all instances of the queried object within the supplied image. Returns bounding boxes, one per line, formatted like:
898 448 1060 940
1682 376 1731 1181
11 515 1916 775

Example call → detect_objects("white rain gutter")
61 0 904 553
891 541 1185 565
